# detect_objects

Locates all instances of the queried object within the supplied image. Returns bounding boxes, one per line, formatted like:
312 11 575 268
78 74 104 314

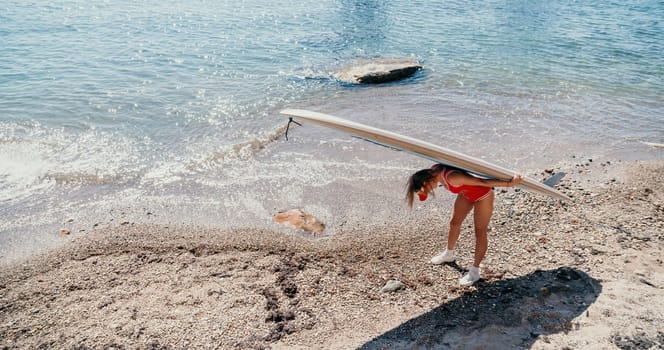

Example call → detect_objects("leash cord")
285 117 302 141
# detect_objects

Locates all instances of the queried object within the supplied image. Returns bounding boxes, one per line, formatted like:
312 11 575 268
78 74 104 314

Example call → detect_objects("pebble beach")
1 159 662 349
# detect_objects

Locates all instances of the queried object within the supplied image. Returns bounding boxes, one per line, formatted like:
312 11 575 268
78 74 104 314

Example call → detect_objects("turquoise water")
1 1 662 260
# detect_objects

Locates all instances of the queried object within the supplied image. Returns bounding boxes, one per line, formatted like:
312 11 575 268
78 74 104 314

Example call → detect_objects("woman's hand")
506 174 523 187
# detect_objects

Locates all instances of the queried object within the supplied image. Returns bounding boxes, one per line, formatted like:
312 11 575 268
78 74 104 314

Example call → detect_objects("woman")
406 164 523 286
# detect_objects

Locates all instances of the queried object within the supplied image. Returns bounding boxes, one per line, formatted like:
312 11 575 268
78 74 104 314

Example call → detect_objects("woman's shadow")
358 266 602 350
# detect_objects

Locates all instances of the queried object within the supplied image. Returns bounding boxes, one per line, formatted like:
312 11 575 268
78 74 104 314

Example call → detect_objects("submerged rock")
335 58 422 84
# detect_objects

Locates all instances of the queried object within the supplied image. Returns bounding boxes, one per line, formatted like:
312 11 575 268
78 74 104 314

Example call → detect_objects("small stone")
60 229 71 236
639 278 657 288
380 280 406 293
132 325 144 340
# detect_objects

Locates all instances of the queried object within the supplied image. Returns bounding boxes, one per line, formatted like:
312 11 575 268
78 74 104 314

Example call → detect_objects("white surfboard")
280 108 571 202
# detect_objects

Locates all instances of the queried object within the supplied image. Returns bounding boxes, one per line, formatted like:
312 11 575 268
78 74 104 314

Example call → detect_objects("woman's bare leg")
447 194 474 250
472 191 494 267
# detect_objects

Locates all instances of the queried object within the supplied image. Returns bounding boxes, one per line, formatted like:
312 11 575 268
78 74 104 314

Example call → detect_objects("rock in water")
335 58 422 84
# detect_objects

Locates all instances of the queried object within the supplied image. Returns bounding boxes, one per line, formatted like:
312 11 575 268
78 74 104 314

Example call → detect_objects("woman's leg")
447 194 474 250
471 191 495 267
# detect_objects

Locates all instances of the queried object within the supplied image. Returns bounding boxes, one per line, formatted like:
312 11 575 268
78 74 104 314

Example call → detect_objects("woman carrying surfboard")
406 164 523 286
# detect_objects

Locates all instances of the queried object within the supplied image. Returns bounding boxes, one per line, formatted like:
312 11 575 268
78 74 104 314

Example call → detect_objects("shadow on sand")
358 267 602 350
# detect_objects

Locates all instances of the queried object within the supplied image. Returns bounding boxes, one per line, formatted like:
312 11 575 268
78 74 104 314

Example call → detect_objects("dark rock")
611 332 658 350
282 282 298 298
261 287 279 311
265 309 295 323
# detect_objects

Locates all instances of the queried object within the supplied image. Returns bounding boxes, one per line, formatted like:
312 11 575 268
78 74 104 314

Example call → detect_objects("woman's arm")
446 171 523 188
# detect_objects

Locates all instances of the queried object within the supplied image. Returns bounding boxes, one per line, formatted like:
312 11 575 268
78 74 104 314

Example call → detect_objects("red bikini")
442 169 492 203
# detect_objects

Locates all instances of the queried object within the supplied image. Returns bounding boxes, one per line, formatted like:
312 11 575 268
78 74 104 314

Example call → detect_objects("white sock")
469 266 480 275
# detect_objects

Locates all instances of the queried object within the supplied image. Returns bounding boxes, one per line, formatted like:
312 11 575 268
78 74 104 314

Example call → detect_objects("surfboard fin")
543 172 566 188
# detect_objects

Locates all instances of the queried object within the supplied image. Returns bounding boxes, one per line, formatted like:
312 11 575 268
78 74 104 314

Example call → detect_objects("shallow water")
1 0 662 261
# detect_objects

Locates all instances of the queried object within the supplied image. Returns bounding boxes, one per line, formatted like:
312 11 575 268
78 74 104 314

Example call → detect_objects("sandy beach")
1 159 662 349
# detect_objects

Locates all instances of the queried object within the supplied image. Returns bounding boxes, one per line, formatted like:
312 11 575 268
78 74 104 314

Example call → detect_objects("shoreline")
1 118 661 266
1 159 662 349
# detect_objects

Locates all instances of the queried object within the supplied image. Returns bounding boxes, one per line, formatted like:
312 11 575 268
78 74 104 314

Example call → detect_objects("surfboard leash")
284 117 302 141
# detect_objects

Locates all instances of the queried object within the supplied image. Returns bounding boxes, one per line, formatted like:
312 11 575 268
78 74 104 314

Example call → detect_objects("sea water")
1 0 662 261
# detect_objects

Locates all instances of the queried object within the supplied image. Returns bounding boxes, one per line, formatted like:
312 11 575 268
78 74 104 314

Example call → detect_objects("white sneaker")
430 250 455 264
459 267 481 286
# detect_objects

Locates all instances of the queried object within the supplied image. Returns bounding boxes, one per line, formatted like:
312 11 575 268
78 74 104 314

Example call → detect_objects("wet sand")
1 160 662 349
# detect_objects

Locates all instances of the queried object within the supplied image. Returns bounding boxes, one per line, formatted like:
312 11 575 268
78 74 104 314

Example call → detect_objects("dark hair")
405 165 445 208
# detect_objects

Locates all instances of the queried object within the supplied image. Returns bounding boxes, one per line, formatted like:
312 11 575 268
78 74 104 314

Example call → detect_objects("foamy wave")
0 147 55 202
44 172 124 185
140 123 289 185
0 122 146 202
187 123 288 170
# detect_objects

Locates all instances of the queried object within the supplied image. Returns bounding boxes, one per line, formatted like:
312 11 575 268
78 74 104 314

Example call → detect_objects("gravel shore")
1 160 662 349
